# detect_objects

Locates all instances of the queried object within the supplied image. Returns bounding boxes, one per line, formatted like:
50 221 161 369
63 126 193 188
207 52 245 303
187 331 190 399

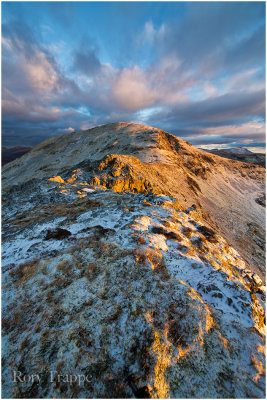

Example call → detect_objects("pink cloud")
23 50 58 93
204 83 219 98
112 66 158 111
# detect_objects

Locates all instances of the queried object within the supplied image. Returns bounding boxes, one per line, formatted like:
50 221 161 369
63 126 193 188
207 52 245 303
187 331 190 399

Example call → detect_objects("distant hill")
224 147 253 154
207 148 265 167
2 146 32 166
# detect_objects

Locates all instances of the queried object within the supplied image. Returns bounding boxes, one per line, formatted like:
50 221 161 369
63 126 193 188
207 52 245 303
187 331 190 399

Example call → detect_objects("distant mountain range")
2 146 32 166
215 147 253 154
207 147 265 167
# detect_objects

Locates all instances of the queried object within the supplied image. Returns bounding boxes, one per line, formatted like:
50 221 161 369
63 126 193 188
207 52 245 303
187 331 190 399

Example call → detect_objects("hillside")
2 122 265 398
3 122 265 278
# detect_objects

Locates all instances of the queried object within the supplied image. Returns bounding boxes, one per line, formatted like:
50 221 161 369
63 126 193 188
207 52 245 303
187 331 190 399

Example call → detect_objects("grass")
9 197 104 228
9 259 40 285
133 247 170 281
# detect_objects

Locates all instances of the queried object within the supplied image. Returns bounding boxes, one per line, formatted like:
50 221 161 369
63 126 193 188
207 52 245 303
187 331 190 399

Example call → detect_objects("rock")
48 176 65 183
44 227 72 240
255 193 265 207
253 274 263 287
185 204 197 213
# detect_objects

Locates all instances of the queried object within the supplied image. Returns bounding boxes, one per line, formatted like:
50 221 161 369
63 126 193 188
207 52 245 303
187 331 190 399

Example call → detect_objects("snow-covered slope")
2 177 265 398
2 122 266 398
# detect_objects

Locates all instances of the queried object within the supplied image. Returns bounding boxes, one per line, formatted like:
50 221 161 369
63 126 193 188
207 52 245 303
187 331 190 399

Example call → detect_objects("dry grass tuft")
133 247 170 280
86 262 99 280
10 260 39 284
9 198 104 228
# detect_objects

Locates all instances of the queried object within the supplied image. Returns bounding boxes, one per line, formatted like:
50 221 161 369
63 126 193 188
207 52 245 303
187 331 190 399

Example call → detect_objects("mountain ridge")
2 122 265 398
2 122 265 278
2 122 264 186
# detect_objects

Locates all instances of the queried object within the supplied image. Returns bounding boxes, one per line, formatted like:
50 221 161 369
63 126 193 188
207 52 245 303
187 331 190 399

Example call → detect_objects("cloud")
71 36 102 76
2 95 75 123
223 25 265 71
149 2 265 78
109 56 193 111
65 127 75 132
159 89 265 127
24 50 58 92
141 20 166 44
2 20 61 98
199 121 265 138
112 65 158 111
2 20 37 58
73 49 101 75
224 68 264 93
187 121 266 147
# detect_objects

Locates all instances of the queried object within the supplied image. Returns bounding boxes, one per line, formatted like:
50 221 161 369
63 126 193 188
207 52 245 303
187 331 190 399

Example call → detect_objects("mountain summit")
2 122 265 398
3 122 265 276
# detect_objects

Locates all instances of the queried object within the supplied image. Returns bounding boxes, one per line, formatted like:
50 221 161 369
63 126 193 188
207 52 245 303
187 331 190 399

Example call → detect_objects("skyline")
1 1 266 152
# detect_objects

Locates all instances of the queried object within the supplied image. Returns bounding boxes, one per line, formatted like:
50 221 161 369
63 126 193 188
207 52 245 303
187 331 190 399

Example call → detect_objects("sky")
1 1 266 152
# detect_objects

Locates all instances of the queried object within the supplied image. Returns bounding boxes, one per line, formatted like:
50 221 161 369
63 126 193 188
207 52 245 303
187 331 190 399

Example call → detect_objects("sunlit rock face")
2 123 265 398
